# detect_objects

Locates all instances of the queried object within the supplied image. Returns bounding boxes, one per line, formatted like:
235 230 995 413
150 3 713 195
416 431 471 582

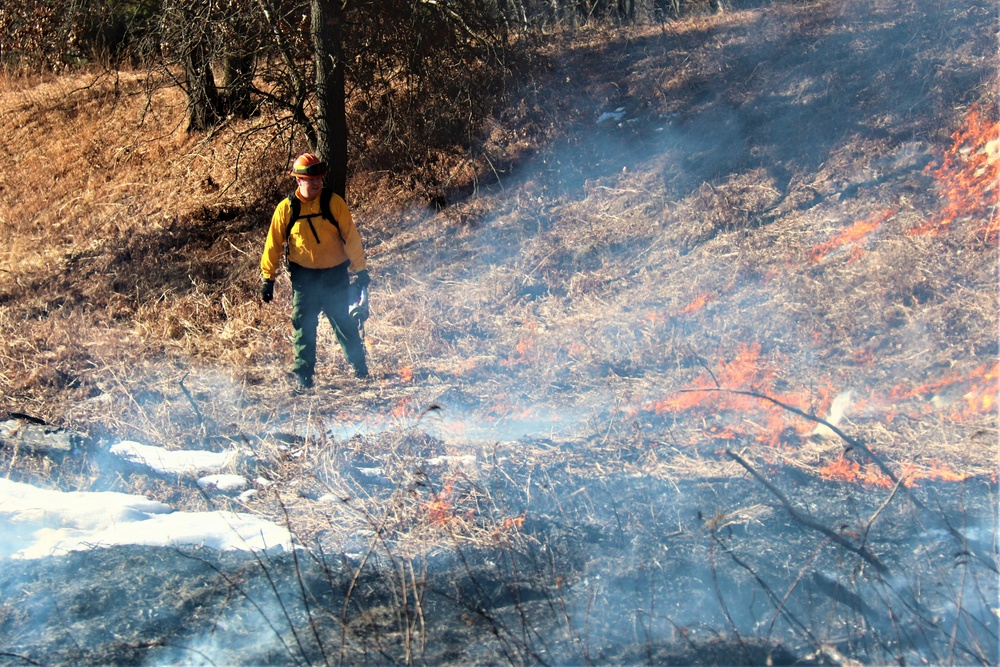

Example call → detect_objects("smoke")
4 1 996 664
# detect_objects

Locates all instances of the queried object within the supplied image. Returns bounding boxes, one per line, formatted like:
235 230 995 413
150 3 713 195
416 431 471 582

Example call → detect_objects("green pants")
289 261 367 380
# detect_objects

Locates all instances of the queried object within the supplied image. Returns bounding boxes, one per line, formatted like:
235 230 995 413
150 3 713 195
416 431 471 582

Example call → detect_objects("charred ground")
0 0 997 665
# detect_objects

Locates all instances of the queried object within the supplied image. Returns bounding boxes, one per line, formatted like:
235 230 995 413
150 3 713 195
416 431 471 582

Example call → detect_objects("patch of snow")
597 107 627 123
197 474 248 492
110 440 236 476
0 478 292 559
424 455 477 467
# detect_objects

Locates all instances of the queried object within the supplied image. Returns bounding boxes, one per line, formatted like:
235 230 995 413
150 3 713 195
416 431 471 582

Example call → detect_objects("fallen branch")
178 372 205 435
725 449 889 575
680 387 896 481
686 386 997 573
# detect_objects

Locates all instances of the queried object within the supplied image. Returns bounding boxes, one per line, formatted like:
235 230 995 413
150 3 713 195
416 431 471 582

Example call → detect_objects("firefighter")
259 152 370 391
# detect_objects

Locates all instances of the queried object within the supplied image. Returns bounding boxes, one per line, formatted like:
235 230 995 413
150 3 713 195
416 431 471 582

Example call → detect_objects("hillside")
1 0 994 473
0 0 997 663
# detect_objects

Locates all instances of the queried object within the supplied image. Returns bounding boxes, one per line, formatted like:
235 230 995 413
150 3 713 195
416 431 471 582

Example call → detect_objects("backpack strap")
284 189 346 244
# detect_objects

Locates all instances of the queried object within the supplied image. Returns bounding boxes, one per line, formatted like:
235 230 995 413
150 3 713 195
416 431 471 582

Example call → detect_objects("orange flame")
451 357 479 376
399 366 413 383
423 478 475 526
822 455 970 488
652 343 769 414
889 362 998 420
424 481 455 525
502 515 526 531
808 209 895 264
898 459 970 485
390 397 414 419
504 321 538 366
818 455 893 488
648 343 829 446
908 105 1000 242
678 293 715 315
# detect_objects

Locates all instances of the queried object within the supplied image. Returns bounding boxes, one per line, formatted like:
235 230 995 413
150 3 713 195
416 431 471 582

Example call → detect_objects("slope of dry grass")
0 0 996 546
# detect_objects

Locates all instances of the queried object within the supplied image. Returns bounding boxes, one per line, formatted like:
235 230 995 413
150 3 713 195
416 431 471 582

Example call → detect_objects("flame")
648 343 830 446
504 321 538 366
818 455 893 488
822 454 970 489
908 105 1000 242
485 395 538 424
898 459 970 485
678 293 715 315
851 347 875 367
398 366 413 383
808 209 895 264
652 343 774 414
483 394 538 423
424 480 456 526
450 357 479 376
889 363 998 420
390 397 413 419
423 477 475 526
962 363 999 416
502 515 525 531
818 455 859 482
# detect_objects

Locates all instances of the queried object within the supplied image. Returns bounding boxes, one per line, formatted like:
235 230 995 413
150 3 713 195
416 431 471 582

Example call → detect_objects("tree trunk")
311 0 348 199
222 52 255 119
184 37 221 132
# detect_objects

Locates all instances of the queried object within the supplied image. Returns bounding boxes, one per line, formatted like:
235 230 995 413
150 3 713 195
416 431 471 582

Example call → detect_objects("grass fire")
0 0 996 665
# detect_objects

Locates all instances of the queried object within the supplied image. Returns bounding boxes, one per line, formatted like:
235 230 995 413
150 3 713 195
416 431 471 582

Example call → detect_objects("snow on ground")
0 440 290 559
110 440 238 476
0 478 293 559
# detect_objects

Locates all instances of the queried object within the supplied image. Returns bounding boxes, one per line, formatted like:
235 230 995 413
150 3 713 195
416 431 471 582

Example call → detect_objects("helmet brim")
290 162 328 178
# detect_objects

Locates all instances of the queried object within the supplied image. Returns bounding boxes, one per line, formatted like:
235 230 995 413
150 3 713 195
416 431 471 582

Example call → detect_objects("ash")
1 460 995 666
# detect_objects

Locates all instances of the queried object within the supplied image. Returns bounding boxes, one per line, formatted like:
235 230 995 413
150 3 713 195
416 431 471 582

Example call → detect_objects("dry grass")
0 0 996 553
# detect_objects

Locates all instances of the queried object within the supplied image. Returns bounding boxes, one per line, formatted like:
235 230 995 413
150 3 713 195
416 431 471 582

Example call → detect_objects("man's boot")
293 373 313 395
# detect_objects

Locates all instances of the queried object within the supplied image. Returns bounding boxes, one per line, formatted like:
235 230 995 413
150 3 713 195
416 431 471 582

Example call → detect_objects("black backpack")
284 189 346 245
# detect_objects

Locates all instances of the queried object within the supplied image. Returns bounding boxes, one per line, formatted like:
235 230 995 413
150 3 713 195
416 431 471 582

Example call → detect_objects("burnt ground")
1 443 996 666
1 0 998 664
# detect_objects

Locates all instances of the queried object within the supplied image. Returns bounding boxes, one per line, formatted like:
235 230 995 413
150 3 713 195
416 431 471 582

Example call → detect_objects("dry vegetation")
0 0 996 554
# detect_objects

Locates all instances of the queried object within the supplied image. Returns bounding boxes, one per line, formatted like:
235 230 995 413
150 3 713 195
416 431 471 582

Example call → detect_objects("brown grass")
0 0 996 548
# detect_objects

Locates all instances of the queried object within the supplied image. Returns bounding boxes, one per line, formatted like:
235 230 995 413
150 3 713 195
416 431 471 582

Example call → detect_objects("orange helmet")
290 152 327 178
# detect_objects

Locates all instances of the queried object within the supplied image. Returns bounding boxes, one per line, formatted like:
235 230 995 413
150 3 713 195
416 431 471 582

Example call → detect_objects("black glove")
260 279 274 303
354 269 371 289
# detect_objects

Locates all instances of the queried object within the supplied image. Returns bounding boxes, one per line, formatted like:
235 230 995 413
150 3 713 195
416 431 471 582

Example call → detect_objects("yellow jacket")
260 190 367 280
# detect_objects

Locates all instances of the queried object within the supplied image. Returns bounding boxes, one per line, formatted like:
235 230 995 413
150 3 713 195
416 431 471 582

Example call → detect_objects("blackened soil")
1 471 995 666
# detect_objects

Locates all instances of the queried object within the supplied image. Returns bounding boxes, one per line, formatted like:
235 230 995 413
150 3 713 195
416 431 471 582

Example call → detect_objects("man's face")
296 176 323 201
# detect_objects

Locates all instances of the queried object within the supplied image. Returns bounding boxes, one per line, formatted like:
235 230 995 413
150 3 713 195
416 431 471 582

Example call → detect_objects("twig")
689 386 997 573
174 549 305 667
706 523 751 664
685 344 720 388
278 501 330 666
764 536 826 643
178 372 205 434
0 653 45 666
862 474 906 547
725 450 889 575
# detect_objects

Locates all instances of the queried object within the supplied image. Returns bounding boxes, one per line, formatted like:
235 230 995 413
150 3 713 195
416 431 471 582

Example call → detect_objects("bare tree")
311 0 348 198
